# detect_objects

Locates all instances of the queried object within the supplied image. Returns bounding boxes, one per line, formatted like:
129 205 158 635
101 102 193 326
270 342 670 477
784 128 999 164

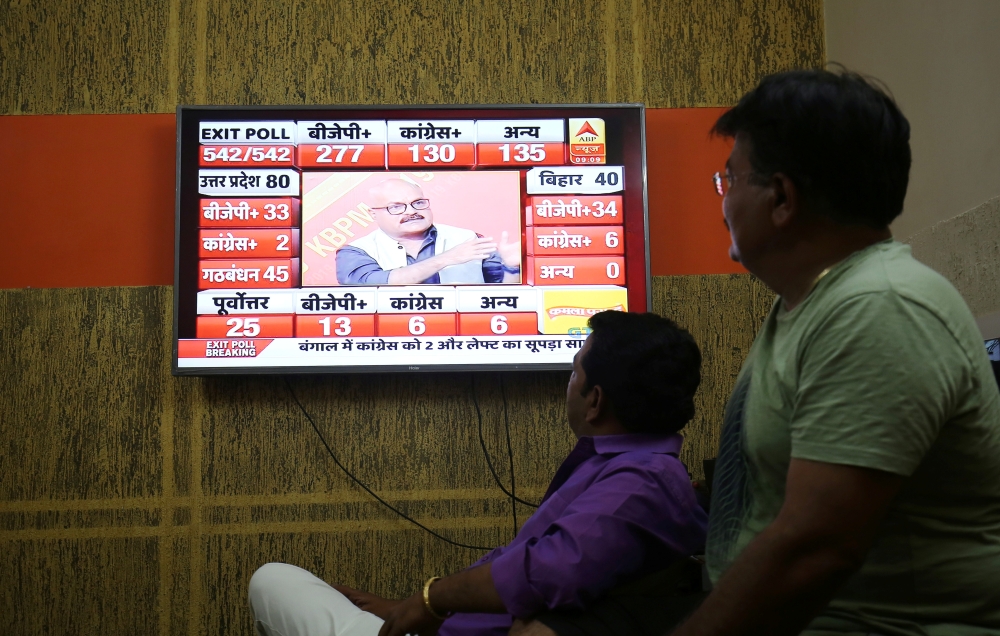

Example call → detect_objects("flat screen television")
173 104 650 374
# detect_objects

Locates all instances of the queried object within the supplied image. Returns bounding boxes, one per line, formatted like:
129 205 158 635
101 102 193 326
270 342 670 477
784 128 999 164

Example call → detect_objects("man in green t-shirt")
672 70 1000 636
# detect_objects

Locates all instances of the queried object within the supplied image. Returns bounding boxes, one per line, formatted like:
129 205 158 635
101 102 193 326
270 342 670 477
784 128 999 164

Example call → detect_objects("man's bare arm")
672 459 904 636
378 563 505 636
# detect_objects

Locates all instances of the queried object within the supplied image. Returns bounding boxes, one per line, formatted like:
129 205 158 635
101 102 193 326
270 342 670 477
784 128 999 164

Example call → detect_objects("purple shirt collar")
540 433 684 504
589 432 683 456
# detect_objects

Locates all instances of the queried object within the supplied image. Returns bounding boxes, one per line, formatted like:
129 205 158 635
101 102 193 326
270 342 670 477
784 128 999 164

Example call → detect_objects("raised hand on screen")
497 231 521 269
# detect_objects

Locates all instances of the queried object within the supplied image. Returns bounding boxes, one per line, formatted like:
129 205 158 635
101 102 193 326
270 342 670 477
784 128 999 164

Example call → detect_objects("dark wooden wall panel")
1 0 822 114
0 0 818 633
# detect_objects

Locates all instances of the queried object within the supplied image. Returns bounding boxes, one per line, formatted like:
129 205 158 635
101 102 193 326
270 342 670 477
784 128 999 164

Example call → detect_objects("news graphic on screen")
173 106 649 374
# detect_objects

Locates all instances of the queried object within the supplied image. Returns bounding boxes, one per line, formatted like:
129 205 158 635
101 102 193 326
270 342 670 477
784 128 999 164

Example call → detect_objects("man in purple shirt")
248 311 708 636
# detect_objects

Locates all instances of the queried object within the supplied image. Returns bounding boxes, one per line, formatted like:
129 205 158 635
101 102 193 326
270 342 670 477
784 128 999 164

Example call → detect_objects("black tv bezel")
172 103 651 376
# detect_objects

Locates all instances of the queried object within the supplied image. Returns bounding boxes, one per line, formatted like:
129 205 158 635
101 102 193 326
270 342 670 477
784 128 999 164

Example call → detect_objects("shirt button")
397 245 403 249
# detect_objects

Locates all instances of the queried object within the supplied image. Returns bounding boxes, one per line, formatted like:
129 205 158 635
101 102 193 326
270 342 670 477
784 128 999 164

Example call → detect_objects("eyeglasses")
372 198 431 215
713 170 768 196
712 172 733 197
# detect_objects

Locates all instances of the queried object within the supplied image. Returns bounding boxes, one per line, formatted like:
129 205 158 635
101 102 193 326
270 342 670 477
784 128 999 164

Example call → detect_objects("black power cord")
499 373 519 537
471 376 541 525
284 376 493 552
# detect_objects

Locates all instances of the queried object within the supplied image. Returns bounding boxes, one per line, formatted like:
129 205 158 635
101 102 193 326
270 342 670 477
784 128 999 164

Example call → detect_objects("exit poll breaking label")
526 166 624 195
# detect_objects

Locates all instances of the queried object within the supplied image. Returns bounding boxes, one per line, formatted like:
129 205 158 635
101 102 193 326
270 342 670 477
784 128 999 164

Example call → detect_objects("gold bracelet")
422 576 449 620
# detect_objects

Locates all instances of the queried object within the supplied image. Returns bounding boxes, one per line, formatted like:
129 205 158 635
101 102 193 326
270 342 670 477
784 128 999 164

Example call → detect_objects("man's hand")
379 564 507 636
497 231 521 268
440 237 498 266
333 585 400 620
377 592 442 636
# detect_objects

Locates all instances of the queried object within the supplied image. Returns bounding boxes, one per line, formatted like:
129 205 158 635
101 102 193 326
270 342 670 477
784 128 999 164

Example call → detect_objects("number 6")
490 315 508 334
409 316 426 335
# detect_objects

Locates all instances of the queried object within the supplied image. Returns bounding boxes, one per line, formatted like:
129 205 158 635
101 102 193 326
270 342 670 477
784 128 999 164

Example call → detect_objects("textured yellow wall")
2 0 823 114
0 1 817 634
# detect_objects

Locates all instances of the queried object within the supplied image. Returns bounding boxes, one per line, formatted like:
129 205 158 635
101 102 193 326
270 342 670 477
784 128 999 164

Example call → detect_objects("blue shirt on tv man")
335 179 521 285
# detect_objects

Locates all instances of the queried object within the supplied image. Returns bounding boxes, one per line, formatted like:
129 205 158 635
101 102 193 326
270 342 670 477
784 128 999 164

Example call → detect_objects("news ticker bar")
177 334 585 367
197 165 625 197
196 118 607 170
193 284 627 338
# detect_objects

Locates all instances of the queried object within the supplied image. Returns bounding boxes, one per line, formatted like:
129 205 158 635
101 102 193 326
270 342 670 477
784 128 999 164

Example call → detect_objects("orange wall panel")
0 114 176 288
645 108 744 276
0 110 741 289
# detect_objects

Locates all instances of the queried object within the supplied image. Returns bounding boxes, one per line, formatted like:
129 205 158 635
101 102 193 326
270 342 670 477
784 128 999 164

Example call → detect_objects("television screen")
173 105 650 374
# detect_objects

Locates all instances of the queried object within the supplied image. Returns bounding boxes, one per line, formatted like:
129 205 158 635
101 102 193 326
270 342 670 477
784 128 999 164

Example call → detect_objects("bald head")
367 178 433 239
369 179 425 208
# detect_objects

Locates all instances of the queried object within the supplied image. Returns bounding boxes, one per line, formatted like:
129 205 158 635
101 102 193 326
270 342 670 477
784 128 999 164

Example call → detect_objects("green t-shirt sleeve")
790 291 970 476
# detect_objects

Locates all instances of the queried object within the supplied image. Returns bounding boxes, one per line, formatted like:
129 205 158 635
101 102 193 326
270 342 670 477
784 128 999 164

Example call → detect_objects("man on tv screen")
248 311 708 636
335 179 521 285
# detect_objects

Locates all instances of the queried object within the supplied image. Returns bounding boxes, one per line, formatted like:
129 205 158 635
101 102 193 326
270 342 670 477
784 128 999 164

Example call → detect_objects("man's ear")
769 172 801 229
584 384 606 425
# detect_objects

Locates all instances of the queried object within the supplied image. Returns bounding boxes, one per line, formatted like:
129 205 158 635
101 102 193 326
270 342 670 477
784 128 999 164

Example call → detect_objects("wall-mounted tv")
173 105 650 374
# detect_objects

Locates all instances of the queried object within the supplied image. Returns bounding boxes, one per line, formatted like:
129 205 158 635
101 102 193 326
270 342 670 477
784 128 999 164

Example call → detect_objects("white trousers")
249 563 385 636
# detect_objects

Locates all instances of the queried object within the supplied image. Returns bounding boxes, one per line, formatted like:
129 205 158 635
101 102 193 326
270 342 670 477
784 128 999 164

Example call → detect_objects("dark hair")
712 67 911 228
581 311 701 435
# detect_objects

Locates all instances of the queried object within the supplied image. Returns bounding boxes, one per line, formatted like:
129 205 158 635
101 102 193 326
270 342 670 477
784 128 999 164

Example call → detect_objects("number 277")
315 145 364 163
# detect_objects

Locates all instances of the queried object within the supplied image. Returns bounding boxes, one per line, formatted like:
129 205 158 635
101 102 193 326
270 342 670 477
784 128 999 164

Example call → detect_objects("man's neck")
752 223 892 311
574 419 630 438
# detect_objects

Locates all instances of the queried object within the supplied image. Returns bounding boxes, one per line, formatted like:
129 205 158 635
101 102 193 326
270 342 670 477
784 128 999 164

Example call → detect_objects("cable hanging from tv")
472 374 542 516
285 376 495 552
